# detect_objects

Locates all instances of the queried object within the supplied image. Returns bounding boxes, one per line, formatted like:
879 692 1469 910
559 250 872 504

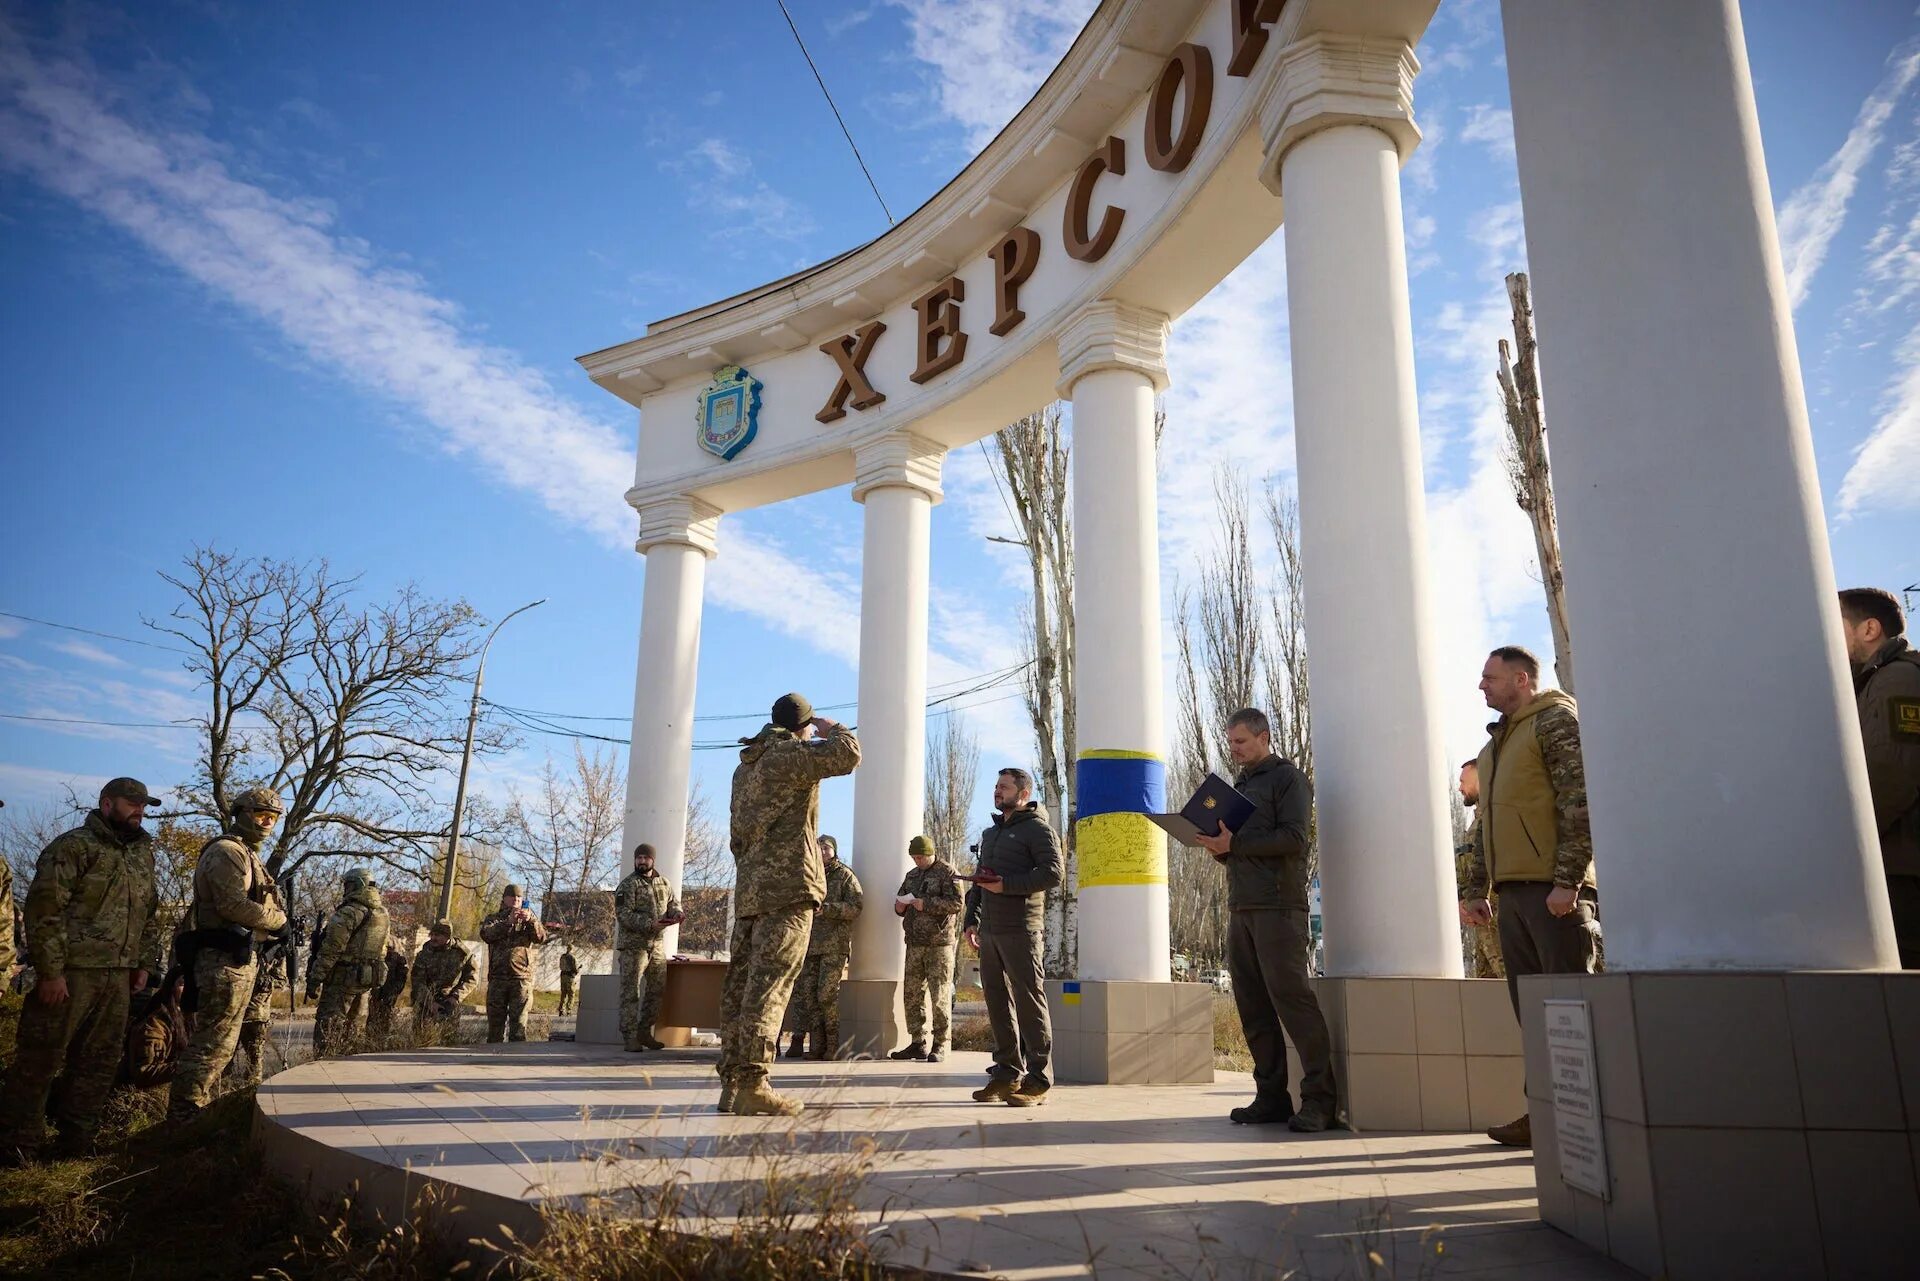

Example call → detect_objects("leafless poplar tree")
503 745 622 928
924 711 981 864
1497 271 1576 694
680 779 725 888
988 404 1078 974
152 547 504 881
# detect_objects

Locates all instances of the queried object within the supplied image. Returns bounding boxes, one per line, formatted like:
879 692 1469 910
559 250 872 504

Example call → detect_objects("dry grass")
1213 990 1254 1072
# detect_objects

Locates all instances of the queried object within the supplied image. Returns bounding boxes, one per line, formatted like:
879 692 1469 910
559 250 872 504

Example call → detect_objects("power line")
774 0 893 226
0 712 192 729
0 609 190 654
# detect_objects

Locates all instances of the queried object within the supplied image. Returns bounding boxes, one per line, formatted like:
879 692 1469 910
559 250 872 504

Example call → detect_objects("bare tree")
988 404 1078 974
681 779 725 888
1497 271 1576 694
152 547 504 880
504 745 623 931
1261 483 1314 785
924 711 981 864
1199 469 1265 725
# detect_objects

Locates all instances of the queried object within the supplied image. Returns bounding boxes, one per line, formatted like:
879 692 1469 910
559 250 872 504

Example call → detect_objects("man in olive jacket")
1196 710 1334 1133
1840 588 1920 967
0 778 162 1162
963 767 1062 1106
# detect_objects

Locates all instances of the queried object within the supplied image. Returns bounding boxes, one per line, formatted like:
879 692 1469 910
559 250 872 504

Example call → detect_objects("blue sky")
2 0 1917 869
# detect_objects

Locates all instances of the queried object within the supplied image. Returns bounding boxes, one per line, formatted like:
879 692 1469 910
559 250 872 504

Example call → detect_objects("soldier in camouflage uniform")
785 834 862 1061
409 920 477 1042
478 884 546 1042
0 778 162 1162
365 941 410 1043
718 693 861 1116
306 868 390 1057
614 844 682 1051
1460 647 1599 1149
557 943 579 1015
890 835 963 1062
1454 761 1503 979
168 787 289 1120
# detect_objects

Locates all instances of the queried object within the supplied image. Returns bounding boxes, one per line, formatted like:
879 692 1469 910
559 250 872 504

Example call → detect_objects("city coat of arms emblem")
695 365 762 461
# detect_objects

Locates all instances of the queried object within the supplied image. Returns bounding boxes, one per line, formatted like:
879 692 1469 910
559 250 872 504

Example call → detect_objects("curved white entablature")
580 0 1437 520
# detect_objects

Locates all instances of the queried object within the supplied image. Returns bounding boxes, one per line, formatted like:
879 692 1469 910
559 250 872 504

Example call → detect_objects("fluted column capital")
852 430 945 505
1259 34 1422 197
1056 300 1171 398
635 495 722 557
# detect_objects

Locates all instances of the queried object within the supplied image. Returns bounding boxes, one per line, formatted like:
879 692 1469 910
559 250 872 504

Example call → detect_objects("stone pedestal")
1517 971 1920 1281
1047 980 1214 1084
838 978 906 1060
1286 977 1524 1133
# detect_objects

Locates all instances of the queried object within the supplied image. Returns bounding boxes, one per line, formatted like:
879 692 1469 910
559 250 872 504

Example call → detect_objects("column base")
1518 971 1920 1281
1047 981 1214 1084
837 978 906 1060
574 969 706 1049
1295 977 1525 1133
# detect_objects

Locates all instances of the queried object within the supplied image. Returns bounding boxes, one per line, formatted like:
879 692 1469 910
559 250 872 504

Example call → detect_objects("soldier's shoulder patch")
1892 696 1920 740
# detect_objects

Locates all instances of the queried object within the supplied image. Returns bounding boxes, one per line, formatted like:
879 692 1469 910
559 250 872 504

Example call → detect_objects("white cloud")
1777 39 1920 311
1458 103 1514 160
689 137 749 177
826 6 878 37
46 637 128 668
673 136 817 245
1838 325 1920 517
884 0 1095 153
0 32 637 545
0 618 24 640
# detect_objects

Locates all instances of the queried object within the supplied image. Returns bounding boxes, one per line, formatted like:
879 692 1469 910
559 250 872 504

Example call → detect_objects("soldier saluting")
168 787 289 1121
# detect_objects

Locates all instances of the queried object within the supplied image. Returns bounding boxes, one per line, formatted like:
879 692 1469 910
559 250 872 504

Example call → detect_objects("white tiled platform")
254 1043 1639 1280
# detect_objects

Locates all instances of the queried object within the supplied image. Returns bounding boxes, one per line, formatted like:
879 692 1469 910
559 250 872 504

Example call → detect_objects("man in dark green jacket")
963 768 1062 1106
1195 709 1334 1132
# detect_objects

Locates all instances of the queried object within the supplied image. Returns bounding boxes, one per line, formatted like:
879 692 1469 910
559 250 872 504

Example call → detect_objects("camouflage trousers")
486 977 531 1043
0 967 132 1149
558 975 577 1015
169 952 257 1114
790 950 849 1048
903 943 954 1049
366 992 400 1044
234 981 275 1085
618 946 667 1049
411 996 461 1045
717 905 810 1086
314 978 371 1057
1465 922 1505 979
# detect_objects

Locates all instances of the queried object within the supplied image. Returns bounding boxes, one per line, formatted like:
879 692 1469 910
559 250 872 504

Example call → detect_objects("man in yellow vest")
1459 645 1600 1149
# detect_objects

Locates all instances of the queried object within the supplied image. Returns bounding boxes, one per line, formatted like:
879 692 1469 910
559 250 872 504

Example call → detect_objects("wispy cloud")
884 0 1094 154
46 637 128 668
1458 103 1514 160
670 136 817 245
1777 39 1920 311
0 27 637 544
1837 327 1920 516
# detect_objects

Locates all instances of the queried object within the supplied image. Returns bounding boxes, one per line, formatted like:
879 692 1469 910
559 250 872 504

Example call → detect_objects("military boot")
971 1075 1017 1103
1486 1112 1531 1147
925 1044 945 1064
639 1035 666 1051
784 1033 807 1059
1006 1078 1050 1108
889 1042 928 1061
1288 1098 1334 1133
717 1077 739 1114
732 1077 805 1117
805 1029 829 1062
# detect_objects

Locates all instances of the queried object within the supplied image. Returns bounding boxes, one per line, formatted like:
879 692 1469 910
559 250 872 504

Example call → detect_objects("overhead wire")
774 0 894 226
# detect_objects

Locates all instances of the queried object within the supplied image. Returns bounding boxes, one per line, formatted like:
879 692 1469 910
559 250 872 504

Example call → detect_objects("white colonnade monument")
580 4 1912 1277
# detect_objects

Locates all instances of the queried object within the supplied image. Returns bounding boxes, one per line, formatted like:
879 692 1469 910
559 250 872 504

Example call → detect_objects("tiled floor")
255 1043 1640 1280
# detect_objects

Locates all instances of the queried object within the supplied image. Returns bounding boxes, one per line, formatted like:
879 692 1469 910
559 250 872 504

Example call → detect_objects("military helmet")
341 866 372 891
231 787 284 815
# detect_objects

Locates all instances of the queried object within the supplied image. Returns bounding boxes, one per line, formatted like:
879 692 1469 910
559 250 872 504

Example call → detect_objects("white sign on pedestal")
1543 999 1610 1200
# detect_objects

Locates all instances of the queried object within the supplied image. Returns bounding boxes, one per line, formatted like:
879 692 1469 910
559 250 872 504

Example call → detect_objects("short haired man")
1196 709 1335 1132
557 941 579 1016
615 843 683 1051
787 834 863 1060
719 692 862 1115
1839 588 1920 967
963 767 1063 1106
169 787 288 1120
409 921 477 1042
478 883 546 1043
0 778 162 1163
1455 761 1503 979
890 834 964 1063
1460 646 1600 1148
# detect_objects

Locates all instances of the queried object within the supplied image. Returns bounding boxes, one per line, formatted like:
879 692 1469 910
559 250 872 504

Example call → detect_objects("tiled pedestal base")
1046 980 1215 1084
1518 971 1920 1280
837 978 906 1060
1295 977 1526 1133
573 969 701 1048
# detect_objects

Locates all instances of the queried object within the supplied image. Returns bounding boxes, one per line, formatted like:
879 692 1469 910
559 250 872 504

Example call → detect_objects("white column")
1060 302 1171 984
848 432 944 983
620 496 720 956
1263 36 1462 978
1501 0 1896 970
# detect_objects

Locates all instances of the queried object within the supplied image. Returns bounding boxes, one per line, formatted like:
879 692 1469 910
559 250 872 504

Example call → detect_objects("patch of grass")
948 1014 993 1053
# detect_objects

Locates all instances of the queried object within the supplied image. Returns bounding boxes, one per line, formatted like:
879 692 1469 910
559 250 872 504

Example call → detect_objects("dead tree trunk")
1497 271 1576 695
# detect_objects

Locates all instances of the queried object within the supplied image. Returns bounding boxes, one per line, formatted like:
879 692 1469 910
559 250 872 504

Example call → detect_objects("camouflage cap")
101 777 162 807
231 786 284 815
908 835 934 858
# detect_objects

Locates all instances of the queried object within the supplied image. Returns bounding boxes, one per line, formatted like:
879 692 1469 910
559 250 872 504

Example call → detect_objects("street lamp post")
436 598 545 922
